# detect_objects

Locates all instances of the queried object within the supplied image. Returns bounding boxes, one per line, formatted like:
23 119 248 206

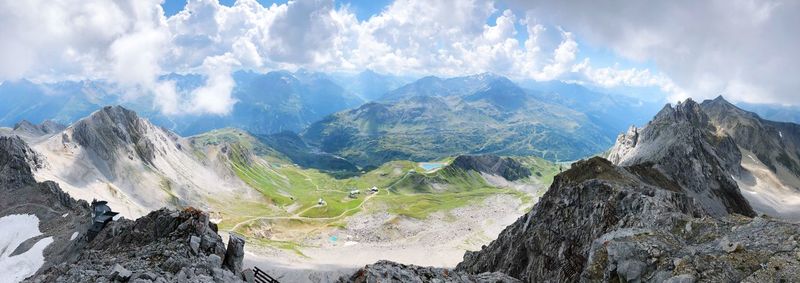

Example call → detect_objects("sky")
0 0 796 115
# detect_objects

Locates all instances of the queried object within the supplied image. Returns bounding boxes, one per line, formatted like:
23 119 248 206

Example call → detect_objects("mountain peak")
652 98 708 126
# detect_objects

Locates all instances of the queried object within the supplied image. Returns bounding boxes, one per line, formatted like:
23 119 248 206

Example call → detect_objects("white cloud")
507 0 800 105
8 0 759 115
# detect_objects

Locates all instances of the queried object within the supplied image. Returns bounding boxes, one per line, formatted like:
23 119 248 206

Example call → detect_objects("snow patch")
0 214 53 283
61 213 68 218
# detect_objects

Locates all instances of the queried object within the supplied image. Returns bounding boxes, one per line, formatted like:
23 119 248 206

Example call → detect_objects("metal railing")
253 266 280 283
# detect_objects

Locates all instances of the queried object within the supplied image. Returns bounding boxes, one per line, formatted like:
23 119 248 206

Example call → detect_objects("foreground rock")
339 260 521 283
29 208 248 282
451 99 800 282
0 136 92 281
0 135 250 282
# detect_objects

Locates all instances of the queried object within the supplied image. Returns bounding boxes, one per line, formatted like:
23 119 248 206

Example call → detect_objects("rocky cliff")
0 136 91 282
445 99 800 282
30 106 257 218
448 155 531 181
0 135 251 282
30 208 248 283
606 98 754 217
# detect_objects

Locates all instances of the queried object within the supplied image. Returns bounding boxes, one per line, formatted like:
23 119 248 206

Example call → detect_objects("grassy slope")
190 129 560 251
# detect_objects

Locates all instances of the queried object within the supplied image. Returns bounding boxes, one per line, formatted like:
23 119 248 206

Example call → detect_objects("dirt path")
229 191 379 232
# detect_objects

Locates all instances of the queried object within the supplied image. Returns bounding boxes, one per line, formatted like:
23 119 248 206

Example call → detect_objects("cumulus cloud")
8 0 771 115
508 0 800 104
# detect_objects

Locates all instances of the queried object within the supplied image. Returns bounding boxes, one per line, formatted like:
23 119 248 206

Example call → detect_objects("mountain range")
6 67 800 282
303 74 643 167
0 71 661 167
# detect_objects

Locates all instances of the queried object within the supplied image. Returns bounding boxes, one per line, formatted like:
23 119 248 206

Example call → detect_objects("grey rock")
223 233 245 275
241 269 255 283
453 99 800 282
665 274 696 283
207 254 222 269
111 264 132 281
449 154 531 181
338 260 520 283
719 237 743 253
29 208 246 282
190 236 201 255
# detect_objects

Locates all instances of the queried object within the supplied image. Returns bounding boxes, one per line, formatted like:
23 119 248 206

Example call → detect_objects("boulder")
223 233 246 276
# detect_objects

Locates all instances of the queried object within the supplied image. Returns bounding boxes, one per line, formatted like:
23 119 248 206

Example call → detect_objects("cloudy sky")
0 0 796 115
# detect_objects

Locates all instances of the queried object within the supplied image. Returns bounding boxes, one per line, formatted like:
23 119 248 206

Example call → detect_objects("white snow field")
0 214 53 283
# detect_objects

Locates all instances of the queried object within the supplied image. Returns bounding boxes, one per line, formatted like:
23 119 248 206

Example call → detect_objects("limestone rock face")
69 106 160 168
339 260 521 283
449 154 531 181
606 99 754 217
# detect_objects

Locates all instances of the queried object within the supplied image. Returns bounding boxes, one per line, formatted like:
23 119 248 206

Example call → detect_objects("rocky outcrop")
0 136 91 280
449 155 531 181
31 208 248 283
0 135 248 282
701 95 800 178
606 99 754 217
69 106 160 167
455 155 800 282
12 120 66 137
450 98 800 282
339 260 521 283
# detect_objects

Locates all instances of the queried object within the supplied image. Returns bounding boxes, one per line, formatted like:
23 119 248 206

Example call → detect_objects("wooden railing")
253 266 280 283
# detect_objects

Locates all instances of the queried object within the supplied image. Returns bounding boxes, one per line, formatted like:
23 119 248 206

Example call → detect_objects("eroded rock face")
606 99 754 217
449 154 531 181
0 136 91 279
339 260 521 283
453 99 800 282
456 157 702 281
30 208 246 283
70 106 160 168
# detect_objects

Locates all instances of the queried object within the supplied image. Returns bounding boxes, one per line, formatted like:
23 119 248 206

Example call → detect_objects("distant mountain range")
1 70 667 165
303 73 660 166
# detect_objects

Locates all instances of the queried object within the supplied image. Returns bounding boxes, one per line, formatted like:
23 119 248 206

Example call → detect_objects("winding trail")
229 191 379 232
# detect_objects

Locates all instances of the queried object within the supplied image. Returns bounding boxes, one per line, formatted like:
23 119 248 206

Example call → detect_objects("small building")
318 198 326 206
87 199 118 241
369 186 379 193
349 190 360 198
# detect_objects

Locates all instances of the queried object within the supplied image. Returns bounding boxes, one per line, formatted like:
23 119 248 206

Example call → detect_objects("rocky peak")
652 98 709 126
606 98 754 217
606 125 639 165
449 154 531 181
10 119 65 137
0 135 42 186
69 105 159 166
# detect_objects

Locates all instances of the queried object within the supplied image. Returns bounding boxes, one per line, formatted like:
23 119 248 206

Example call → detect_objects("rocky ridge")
1 135 251 282
606 98 754 217
448 154 531 181
30 208 249 283
341 98 800 282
